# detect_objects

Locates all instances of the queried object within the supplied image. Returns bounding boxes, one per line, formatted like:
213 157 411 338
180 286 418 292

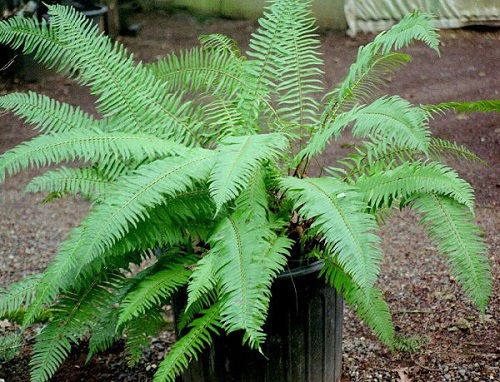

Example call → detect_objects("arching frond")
411 194 491 310
208 212 287 348
149 47 243 96
334 137 486 183
351 96 430 152
209 133 288 212
240 0 298 120
78 151 215 260
25 167 110 198
118 256 195 326
0 274 41 318
320 258 394 347
29 271 122 382
46 5 202 143
0 92 98 134
24 185 215 329
423 99 500 115
320 11 438 131
0 16 71 72
199 33 241 56
234 167 269 220
298 108 359 160
355 161 474 209
153 303 222 382
186 251 219 310
275 0 323 125
0 128 188 183
428 138 487 165
374 11 440 54
324 48 411 116
0 333 22 361
124 308 165 366
281 177 382 289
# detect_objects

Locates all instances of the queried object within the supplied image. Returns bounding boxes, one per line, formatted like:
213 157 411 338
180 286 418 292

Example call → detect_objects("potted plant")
0 1 496 381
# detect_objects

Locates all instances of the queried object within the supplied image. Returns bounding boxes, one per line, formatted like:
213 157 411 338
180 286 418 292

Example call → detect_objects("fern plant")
0 2 496 381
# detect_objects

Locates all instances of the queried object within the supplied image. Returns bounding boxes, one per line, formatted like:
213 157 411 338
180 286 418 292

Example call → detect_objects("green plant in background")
0 1 497 381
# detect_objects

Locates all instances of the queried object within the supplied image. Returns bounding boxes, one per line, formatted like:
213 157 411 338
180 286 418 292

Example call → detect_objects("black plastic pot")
5 4 108 82
173 261 344 382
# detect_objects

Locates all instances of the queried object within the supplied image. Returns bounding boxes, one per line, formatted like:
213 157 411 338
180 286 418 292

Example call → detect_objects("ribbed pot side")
173 262 344 382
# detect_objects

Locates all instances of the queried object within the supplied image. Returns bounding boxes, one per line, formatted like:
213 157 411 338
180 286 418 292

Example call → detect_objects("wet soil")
0 10 499 382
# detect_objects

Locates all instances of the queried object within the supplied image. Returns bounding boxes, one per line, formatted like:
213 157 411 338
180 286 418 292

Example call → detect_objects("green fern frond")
124 308 166 366
0 92 98 134
240 0 298 120
355 161 474 209
0 16 71 72
351 96 430 152
423 99 500 115
411 194 491 310
87 260 162 360
26 185 216 330
320 11 438 133
320 259 395 347
118 256 195 326
324 49 411 117
201 97 246 143
149 46 243 95
77 151 214 260
281 177 382 289
208 212 285 348
26 156 215 318
275 0 323 125
199 33 241 56
209 133 288 212
303 96 429 161
335 137 486 183
0 333 23 361
0 274 41 318
374 11 440 54
0 128 188 183
428 138 486 165
186 251 219 311
153 302 222 382
46 5 202 143
299 107 359 161
29 271 122 382
25 167 110 198
234 167 269 220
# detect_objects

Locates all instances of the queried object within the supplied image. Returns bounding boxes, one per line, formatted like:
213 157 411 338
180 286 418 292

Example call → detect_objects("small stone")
457 317 472 330
479 71 486 77
445 374 451 380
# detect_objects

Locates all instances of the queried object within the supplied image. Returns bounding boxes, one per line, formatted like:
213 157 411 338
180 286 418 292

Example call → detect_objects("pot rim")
276 260 323 280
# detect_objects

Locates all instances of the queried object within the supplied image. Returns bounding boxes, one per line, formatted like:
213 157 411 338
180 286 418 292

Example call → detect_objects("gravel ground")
0 10 499 382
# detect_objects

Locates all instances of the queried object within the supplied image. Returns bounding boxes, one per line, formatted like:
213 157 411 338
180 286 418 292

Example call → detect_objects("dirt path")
1 11 498 381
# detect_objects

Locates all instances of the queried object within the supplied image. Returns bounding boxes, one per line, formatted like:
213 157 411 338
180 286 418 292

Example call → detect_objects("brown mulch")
0 10 499 382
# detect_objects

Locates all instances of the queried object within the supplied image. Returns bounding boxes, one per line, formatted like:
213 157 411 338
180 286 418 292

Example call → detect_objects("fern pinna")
0 2 496 381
